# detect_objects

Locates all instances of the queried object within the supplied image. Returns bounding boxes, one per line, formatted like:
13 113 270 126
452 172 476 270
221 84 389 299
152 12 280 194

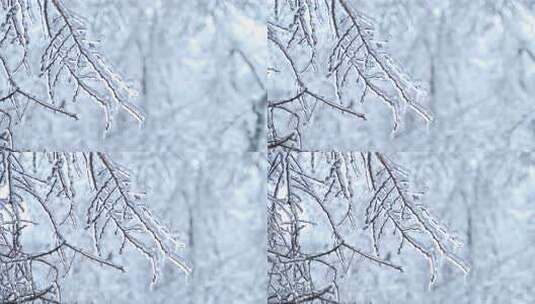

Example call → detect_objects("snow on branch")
268 0 432 149
0 151 189 303
0 0 143 134
267 151 467 303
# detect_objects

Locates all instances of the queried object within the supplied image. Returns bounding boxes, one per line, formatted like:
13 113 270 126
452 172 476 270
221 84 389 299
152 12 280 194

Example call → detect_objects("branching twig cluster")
0 151 189 303
1 1 190 302
268 0 432 149
0 0 143 134
267 151 467 303
267 3 465 302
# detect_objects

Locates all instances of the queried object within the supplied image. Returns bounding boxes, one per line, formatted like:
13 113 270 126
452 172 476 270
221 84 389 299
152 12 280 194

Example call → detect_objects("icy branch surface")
268 0 432 150
0 151 189 303
267 151 467 303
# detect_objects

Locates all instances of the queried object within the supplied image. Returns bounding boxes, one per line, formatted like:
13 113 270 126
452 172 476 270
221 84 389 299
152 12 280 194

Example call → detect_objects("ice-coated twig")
267 150 468 303
0 0 143 134
0 151 189 303
268 0 432 149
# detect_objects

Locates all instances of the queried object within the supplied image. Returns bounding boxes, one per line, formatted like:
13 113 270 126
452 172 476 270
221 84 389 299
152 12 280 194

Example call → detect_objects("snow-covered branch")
267 151 467 303
0 151 189 303
268 0 432 149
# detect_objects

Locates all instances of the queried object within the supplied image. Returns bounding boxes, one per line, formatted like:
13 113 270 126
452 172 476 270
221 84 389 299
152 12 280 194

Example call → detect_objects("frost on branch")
268 0 432 149
0 151 189 303
1 2 188 302
0 0 143 134
267 151 467 303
